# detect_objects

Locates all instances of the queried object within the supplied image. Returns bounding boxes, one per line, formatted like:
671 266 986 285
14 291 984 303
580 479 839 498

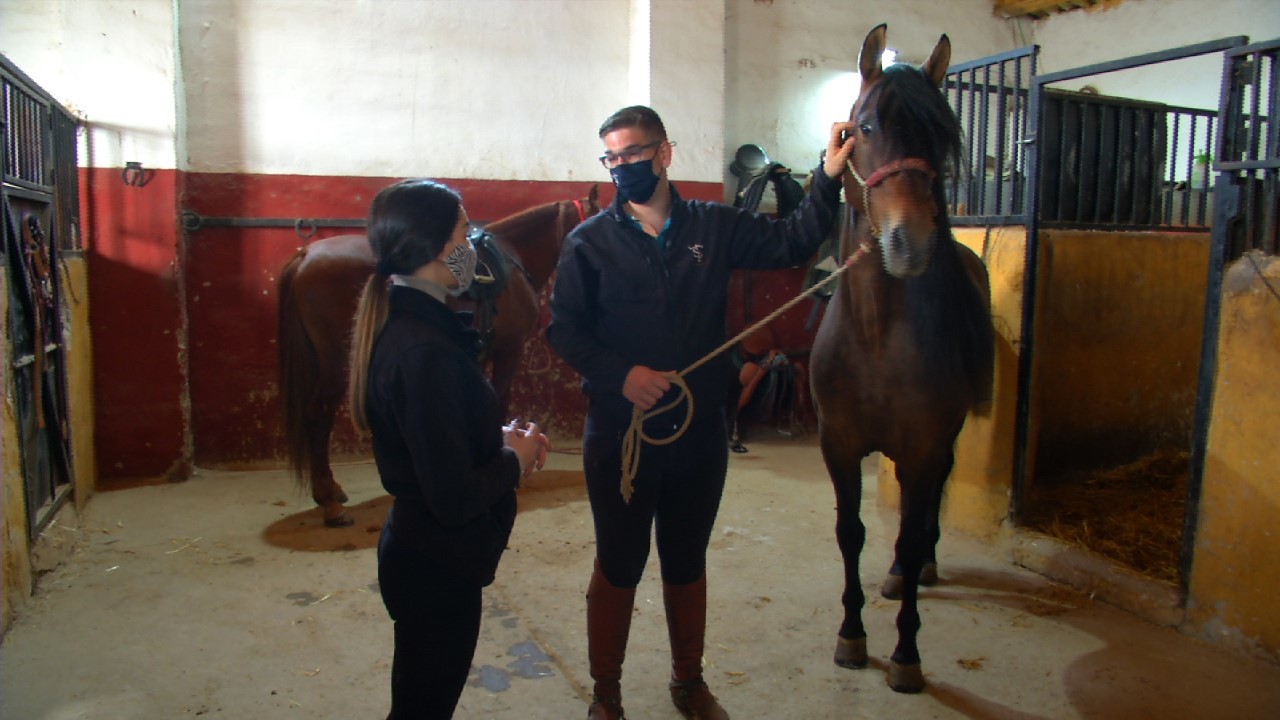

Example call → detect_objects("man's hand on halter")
823 121 857 179
623 365 673 411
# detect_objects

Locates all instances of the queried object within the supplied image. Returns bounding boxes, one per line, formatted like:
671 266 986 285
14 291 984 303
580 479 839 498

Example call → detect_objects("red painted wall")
180 175 730 467
80 166 188 483
85 171 820 477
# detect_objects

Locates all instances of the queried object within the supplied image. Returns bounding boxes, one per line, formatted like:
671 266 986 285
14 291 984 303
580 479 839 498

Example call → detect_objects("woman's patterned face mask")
442 239 477 295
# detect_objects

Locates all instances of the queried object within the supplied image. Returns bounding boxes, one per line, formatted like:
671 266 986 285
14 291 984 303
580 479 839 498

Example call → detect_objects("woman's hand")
503 419 551 484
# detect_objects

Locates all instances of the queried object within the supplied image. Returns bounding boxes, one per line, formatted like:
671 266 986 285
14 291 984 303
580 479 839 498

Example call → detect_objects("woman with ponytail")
349 178 549 719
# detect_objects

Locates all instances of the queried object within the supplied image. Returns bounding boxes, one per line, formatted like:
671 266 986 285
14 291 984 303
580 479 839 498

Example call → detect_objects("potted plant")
1192 150 1211 190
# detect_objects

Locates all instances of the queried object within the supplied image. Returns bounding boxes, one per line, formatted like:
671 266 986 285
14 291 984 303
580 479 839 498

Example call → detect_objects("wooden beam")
993 0 1114 19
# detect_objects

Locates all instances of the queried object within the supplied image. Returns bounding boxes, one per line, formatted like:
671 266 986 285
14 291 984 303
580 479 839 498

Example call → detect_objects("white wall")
723 0 1016 184
5 0 1274 183
1 0 178 170
1031 0 1280 110
651 0 726 183
177 0 632 180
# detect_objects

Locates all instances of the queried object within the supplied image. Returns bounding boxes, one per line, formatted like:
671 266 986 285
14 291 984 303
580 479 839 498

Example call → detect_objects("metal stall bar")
1185 36 1280 593
2 53 80 537
180 212 367 239
1011 35 1247 525
945 44 1039 226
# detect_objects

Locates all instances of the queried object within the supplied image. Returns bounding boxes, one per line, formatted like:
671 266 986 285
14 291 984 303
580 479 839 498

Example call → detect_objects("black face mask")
609 159 660 204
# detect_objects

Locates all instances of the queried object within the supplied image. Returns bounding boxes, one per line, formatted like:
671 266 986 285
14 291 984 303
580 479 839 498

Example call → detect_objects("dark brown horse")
809 25 994 692
278 186 599 526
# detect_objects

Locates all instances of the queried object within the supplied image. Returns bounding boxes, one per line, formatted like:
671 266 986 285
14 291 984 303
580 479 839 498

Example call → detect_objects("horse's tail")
277 248 316 491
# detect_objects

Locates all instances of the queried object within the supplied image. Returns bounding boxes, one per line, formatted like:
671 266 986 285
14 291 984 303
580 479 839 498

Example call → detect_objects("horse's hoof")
324 512 355 528
887 662 925 693
881 563 939 599
834 636 868 669
880 573 904 600
919 562 938 587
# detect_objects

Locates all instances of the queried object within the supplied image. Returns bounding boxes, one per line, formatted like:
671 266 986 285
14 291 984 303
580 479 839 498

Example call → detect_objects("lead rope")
845 159 878 239
618 239 873 502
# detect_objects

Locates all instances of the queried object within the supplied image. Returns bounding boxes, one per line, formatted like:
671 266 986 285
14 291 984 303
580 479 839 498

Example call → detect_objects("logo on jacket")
687 243 706 265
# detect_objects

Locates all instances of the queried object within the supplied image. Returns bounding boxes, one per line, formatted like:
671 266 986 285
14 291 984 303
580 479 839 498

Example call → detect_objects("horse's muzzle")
881 225 936 278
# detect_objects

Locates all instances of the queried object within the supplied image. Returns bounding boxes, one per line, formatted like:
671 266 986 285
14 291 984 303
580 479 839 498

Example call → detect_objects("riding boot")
587 559 634 720
664 575 730 720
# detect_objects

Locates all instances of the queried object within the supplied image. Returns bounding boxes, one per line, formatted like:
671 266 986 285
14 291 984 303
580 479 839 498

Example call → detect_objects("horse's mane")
876 64 994 405
868 64 962 177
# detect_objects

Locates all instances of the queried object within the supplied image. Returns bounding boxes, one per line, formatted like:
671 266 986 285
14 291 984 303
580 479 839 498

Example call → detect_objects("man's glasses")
599 140 668 169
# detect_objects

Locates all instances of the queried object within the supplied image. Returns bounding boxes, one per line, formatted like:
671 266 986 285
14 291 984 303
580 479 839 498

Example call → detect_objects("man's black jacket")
548 166 843 436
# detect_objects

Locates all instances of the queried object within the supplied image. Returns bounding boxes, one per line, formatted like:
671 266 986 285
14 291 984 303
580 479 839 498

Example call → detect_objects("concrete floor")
2 437 1278 720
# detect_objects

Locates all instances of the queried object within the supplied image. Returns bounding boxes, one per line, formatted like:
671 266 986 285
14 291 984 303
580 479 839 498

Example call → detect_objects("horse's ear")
922 34 951 88
859 23 888 84
589 183 599 205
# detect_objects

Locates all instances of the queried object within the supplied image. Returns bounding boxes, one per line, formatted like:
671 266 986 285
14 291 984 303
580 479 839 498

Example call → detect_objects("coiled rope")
618 241 873 502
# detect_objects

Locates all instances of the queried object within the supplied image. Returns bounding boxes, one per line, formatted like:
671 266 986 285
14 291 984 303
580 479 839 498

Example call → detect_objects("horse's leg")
306 397 353 527
920 462 945 586
308 349 353 527
885 466 926 691
885 453 953 693
821 434 870 669
880 449 951 598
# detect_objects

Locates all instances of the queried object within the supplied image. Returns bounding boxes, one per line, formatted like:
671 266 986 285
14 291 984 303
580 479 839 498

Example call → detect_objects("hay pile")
1024 449 1189 584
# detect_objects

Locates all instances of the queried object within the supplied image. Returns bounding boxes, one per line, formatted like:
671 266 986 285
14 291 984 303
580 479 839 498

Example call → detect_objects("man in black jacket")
547 105 854 720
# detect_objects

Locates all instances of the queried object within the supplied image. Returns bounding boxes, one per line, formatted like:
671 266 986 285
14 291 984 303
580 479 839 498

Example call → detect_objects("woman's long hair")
348 179 462 433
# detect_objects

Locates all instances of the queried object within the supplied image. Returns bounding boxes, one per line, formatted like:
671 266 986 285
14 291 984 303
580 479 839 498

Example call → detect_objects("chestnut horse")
278 186 599 526
810 25 994 692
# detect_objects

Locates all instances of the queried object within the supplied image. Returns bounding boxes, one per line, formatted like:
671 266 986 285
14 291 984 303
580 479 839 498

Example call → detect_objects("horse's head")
488 185 600 291
845 24 958 278
560 183 601 241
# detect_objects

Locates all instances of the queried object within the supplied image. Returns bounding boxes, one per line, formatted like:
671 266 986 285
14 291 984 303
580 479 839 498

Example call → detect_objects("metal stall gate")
1186 36 1280 587
946 34 1276 590
2 55 81 538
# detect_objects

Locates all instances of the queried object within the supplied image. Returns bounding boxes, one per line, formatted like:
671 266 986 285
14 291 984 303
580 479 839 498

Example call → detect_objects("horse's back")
288 235 374 366
294 234 375 282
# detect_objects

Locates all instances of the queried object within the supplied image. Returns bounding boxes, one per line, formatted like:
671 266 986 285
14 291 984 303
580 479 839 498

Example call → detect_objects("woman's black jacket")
366 285 519 586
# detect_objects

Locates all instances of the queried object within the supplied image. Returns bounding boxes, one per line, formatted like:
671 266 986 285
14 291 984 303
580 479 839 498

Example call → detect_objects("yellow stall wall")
1 263 35 631
944 226 1027 538
877 229 1279 662
881 229 1208 531
1031 231 1209 478
1187 252 1280 662
62 254 96 509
